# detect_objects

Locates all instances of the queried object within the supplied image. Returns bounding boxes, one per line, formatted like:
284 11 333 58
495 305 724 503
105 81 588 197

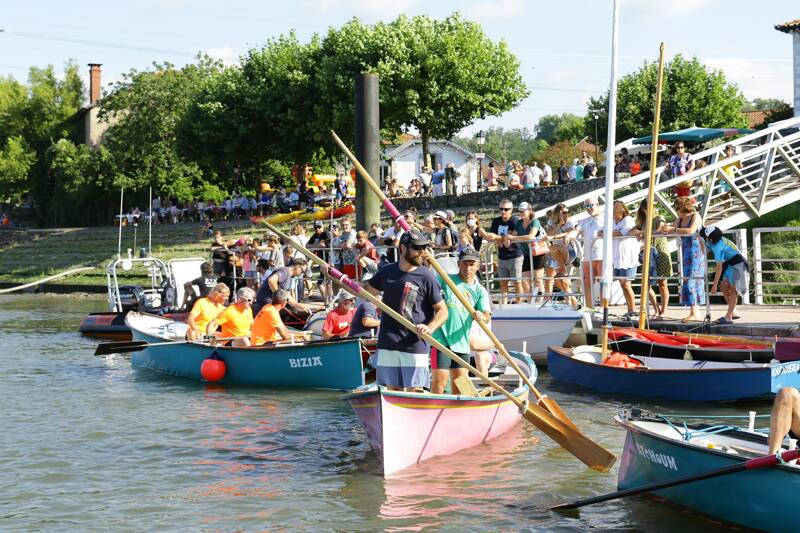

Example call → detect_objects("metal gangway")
537 116 800 232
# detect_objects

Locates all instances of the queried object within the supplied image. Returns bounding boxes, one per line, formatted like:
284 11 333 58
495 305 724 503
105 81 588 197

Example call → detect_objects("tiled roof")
742 110 769 129
775 19 800 33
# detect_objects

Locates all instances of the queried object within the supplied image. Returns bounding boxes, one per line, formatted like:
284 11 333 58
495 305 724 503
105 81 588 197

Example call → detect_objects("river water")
0 294 770 531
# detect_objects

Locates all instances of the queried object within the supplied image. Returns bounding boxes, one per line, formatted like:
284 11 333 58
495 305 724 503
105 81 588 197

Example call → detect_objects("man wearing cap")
430 247 491 394
322 291 357 339
255 258 309 323
480 199 524 304
364 229 448 391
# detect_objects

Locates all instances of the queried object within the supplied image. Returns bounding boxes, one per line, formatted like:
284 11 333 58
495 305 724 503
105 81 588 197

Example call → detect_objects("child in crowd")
701 225 748 325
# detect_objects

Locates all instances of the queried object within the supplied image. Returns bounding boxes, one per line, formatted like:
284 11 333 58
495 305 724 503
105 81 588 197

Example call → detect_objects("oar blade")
522 402 617 472
94 341 148 356
538 396 580 432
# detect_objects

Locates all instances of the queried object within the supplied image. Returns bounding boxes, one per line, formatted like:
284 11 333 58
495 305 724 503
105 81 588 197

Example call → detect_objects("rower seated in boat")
186 283 229 341
322 291 356 340
251 289 293 346
768 387 800 455
206 287 255 347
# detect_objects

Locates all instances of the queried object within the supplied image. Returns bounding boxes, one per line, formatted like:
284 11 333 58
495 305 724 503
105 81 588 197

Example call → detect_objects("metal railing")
536 116 800 234
752 227 800 305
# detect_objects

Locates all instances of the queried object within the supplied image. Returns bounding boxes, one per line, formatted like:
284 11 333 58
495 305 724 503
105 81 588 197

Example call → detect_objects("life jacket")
602 352 644 368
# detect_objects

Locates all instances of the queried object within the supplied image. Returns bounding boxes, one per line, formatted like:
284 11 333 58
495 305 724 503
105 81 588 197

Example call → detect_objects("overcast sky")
1 0 796 136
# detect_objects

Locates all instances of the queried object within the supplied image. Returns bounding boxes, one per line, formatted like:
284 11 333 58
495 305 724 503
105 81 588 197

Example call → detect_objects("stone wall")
390 179 605 214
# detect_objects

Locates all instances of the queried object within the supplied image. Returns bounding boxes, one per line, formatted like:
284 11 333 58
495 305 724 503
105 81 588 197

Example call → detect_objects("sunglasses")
410 244 429 251
584 204 597 209
500 207 512 212
676 145 685 149
561 210 570 214
242 298 254 303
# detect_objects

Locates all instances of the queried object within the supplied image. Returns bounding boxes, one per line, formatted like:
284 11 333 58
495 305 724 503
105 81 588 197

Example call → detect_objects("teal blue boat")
125 312 367 389
616 410 800 531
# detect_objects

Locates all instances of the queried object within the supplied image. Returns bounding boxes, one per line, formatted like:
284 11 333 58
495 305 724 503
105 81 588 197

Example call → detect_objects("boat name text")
772 363 800 378
289 356 323 368
635 442 678 470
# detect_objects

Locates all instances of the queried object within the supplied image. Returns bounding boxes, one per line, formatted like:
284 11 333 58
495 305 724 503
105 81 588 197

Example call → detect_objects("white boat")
491 302 582 359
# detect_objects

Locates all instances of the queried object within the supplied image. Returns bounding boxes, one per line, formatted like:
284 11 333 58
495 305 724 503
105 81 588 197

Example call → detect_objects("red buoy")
200 352 226 382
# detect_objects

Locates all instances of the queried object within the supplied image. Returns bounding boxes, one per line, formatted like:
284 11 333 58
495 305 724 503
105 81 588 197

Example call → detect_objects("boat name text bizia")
635 443 678 471
289 357 324 368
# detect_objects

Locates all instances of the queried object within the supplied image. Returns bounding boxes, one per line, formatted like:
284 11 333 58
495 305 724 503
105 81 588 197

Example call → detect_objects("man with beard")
364 229 448 391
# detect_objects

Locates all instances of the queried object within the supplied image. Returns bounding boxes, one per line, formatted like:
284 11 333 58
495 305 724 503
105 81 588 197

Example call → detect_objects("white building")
776 18 800 117
382 138 483 193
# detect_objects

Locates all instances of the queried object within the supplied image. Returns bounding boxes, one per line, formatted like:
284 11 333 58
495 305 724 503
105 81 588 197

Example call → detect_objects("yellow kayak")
297 208 325 221
265 210 305 224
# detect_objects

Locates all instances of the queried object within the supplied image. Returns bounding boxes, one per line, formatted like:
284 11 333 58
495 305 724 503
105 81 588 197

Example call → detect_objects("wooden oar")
266 220 617 471
94 337 243 356
331 129 580 431
552 447 800 510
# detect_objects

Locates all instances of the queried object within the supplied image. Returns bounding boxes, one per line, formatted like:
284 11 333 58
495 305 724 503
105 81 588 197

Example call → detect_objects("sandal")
714 317 734 325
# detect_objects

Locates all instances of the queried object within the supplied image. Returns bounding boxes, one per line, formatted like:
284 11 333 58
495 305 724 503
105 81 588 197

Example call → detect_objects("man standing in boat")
430 247 491 394
364 229 448 392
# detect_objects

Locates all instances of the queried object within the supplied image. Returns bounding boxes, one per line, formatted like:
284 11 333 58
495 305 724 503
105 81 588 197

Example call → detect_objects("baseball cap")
458 247 481 262
518 201 531 211
313 220 323 228
334 290 355 303
434 210 448 220
400 228 432 248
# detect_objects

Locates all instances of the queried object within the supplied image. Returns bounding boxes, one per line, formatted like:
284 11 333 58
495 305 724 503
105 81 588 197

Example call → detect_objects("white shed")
382 139 480 193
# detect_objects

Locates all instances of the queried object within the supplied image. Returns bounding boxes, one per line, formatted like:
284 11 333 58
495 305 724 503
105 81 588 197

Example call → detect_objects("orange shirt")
189 297 225 332
213 303 254 338
251 305 285 346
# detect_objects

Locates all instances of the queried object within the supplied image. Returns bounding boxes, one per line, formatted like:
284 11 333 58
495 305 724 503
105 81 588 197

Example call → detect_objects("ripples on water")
0 295 765 531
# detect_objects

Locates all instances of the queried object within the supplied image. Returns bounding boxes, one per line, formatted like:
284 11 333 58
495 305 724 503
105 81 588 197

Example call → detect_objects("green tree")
535 113 586 144
586 55 747 145
100 57 222 200
742 98 789 111
455 127 544 164
0 136 36 202
314 13 528 165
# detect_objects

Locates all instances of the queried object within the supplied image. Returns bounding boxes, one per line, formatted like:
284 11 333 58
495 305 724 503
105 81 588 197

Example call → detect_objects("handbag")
531 238 550 256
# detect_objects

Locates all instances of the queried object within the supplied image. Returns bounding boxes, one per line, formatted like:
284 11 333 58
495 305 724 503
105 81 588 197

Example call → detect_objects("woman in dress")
631 199 673 319
661 197 705 322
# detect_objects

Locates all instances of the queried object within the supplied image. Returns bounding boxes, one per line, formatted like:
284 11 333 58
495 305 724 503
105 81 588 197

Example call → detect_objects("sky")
1 0 797 137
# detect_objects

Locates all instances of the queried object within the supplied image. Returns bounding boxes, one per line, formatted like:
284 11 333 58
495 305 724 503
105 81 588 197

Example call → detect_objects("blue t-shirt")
431 170 445 185
707 239 739 263
256 267 292 305
366 262 443 353
349 301 378 337
491 215 522 260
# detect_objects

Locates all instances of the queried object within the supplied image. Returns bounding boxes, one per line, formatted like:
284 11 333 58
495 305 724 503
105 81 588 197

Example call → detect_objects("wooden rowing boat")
547 345 800 401
616 409 800 531
126 312 367 389
343 351 536 476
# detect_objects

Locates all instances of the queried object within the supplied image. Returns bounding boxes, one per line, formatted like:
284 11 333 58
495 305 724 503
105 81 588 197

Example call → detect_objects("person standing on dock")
430 247 490 394
364 229 448 392
480 199 523 304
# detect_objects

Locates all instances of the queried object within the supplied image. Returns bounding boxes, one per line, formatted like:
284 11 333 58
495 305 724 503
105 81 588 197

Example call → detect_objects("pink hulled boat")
344 352 536 476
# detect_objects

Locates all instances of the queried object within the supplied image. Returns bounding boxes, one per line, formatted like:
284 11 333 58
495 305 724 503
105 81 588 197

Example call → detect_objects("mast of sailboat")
600 0 621 355
637 43 666 329
117 188 124 259
148 186 153 258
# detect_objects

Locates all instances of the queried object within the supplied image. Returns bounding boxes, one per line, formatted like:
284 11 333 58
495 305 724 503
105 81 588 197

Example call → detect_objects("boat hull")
491 304 580 356
547 345 800 401
128 314 365 389
617 415 800 532
344 353 535 476
80 311 188 340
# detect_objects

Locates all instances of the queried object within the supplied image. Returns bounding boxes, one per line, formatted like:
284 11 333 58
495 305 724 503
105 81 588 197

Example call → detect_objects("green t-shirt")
432 273 490 355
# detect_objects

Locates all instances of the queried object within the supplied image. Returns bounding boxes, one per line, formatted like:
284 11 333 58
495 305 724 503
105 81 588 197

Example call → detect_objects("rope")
0 266 96 294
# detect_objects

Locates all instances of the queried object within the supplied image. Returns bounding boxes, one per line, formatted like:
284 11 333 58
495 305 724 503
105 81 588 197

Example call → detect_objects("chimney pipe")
88 63 102 105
